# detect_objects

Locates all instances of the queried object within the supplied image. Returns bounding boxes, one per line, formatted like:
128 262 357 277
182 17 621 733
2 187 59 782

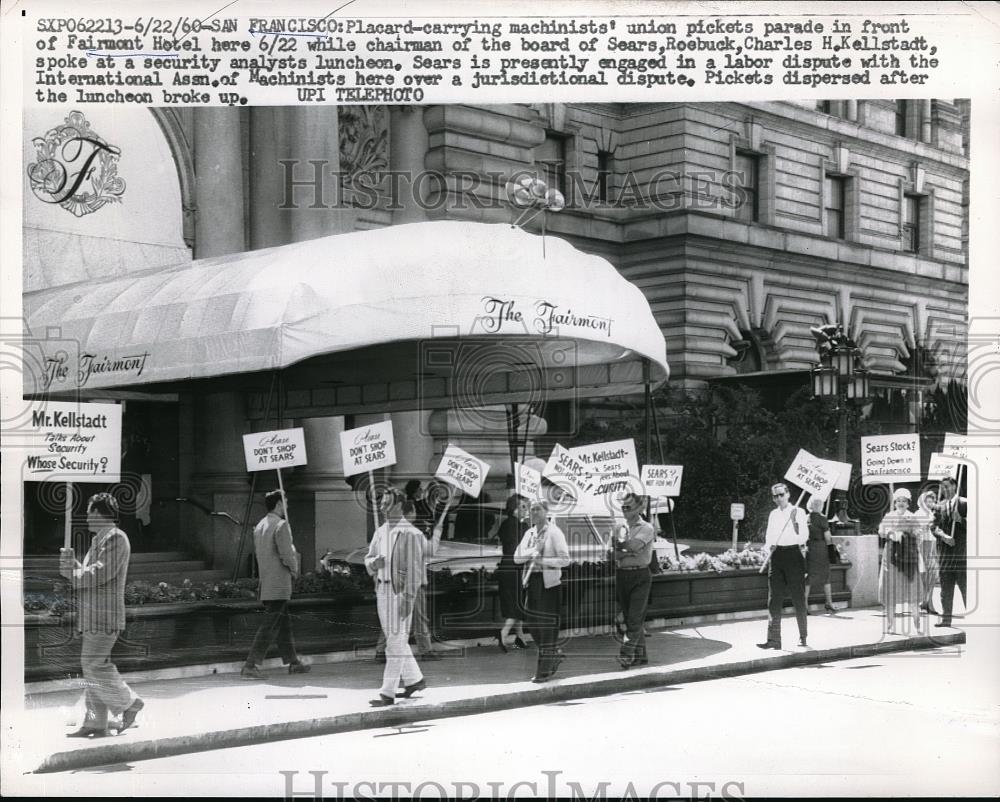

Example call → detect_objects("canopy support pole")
505 403 520 494
650 381 680 563
232 371 278 581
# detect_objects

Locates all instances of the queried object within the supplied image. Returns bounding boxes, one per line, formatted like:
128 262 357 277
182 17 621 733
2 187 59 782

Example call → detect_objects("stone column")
280 107 361 566
286 106 352 241
845 100 858 123
249 107 291 249
190 392 252 571
920 99 932 144
188 109 252 572
390 106 430 224
193 108 245 258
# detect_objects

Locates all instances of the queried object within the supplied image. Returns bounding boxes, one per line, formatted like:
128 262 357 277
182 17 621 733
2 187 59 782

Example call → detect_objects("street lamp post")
809 325 871 521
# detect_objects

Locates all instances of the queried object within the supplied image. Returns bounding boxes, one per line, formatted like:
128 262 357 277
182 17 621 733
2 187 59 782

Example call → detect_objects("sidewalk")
15 606 964 774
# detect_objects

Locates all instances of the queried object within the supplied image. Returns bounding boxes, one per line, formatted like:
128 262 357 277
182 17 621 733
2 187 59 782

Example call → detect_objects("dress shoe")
530 672 553 683
496 631 508 653
798 638 808 648
513 636 528 650
117 697 145 733
617 656 633 670
825 603 836 614
934 620 953 628
419 651 442 661
288 660 311 674
921 602 940 615
67 725 110 738
240 665 263 680
397 678 426 699
756 641 781 650
635 655 649 666
369 694 395 707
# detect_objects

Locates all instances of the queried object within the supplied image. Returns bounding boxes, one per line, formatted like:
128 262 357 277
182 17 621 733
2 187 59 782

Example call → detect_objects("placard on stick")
435 444 490 498
514 461 542 500
339 420 397 478
543 443 592 498
816 457 852 492
927 452 961 480
242 428 308 471
640 464 683 498
943 432 967 459
568 439 639 496
24 401 122 482
860 434 921 485
784 448 838 500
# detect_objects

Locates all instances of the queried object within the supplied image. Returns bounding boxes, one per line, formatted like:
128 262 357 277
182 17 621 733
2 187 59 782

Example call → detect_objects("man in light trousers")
365 487 427 706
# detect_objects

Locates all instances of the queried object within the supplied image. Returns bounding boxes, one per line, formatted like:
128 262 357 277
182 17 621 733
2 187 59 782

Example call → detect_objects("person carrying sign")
365 487 429 706
59 492 144 737
496 493 531 652
931 476 968 628
514 500 570 683
757 483 809 650
877 488 923 634
241 490 310 679
372 479 443 663
804 496 836 614
610 493 656 669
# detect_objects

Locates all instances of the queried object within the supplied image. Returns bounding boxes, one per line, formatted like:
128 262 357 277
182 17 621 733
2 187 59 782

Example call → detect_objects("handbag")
827 543 840 565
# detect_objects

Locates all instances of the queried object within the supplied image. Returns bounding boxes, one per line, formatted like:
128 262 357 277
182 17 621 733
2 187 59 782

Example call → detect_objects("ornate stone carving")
338 105 389 184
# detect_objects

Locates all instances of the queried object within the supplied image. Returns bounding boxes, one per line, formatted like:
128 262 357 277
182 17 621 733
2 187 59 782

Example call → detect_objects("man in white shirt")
365 487 427 706
758 482 809 650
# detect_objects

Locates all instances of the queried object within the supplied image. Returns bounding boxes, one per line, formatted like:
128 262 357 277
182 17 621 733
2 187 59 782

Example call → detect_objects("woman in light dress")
877 488 924 634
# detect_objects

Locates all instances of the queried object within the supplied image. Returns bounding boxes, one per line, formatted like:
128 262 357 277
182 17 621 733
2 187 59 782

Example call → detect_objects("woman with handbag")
877 488 923 634
804 496 836 614
495 493 530 652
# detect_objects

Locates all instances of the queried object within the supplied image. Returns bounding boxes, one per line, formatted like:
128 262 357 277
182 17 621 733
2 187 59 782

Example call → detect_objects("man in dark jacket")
242 490 310 679
932 476 968 628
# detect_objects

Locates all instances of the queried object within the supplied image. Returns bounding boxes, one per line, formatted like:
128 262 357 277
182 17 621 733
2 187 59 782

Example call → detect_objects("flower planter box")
646 564 851 618
24 594 380 683
24 564 850 681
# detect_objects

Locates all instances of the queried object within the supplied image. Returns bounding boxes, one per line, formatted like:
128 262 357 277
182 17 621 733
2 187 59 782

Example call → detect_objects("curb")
32 629 964 774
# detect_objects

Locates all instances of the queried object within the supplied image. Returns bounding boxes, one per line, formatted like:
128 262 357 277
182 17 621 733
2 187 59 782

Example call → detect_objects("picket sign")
640 464 683 498
927 452 961 481
243 427 309 531
435 444 490 498
860 433 921 486
784 448 839 502
339 420 397 535
514 461 542 500
26 401 124 550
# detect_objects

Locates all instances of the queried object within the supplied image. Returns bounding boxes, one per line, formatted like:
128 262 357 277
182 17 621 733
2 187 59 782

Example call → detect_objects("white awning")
24 221 669 408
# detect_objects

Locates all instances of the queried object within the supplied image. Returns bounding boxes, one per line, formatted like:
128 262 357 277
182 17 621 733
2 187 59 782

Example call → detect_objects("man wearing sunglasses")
611 493 656 669
758 483 809 650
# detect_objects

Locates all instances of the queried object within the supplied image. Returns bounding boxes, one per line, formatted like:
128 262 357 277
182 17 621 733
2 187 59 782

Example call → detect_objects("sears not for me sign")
243 428 308 471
